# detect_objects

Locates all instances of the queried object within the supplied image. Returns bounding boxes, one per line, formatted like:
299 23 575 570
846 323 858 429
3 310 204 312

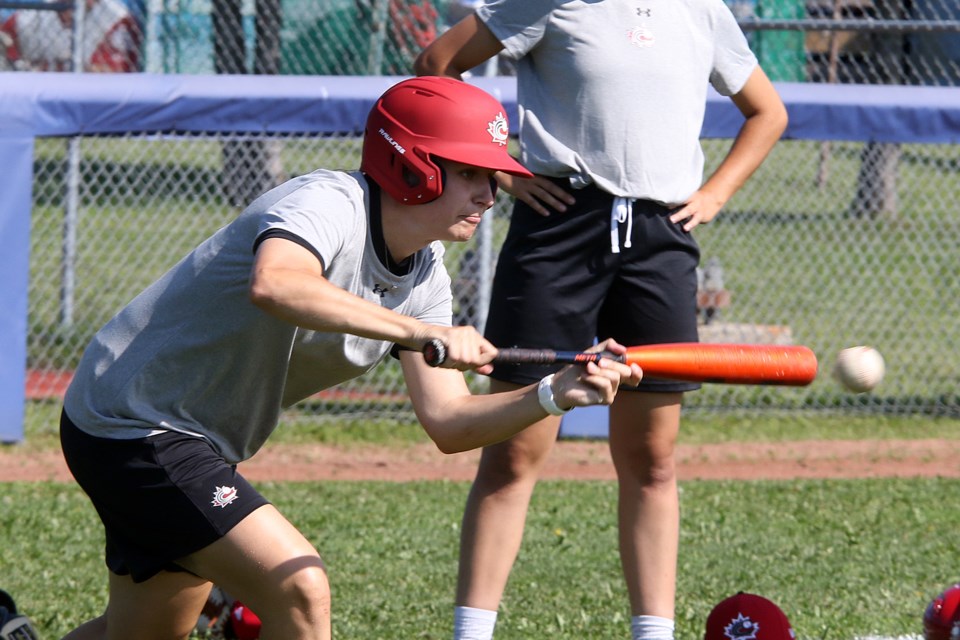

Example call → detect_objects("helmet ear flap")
402 166 420 188
398 154 444 203
398 162 496 201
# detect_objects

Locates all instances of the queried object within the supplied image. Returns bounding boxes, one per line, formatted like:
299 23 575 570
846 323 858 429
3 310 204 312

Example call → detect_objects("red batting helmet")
705 592 795 640
925 584 960 640
360 76 532 204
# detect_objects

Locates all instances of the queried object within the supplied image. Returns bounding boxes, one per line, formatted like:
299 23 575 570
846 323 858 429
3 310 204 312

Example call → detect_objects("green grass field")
3 477 959 639
5 412 960 639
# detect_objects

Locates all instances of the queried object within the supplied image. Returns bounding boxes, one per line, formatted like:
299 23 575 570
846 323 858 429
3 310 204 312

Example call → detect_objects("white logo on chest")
627 25 655 48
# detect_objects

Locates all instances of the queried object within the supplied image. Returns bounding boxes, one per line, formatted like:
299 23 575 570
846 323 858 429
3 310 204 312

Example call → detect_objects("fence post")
60 0 86 328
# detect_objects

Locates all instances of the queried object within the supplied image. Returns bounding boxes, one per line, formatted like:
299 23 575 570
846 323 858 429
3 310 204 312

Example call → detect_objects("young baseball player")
58 76 642 640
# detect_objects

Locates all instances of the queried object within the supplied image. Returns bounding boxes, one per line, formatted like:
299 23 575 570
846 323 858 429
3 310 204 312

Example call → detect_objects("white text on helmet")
378 128 406 154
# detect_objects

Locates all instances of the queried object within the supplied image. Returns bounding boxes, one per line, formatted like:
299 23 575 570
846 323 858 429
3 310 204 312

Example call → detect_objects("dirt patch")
3 439 958 483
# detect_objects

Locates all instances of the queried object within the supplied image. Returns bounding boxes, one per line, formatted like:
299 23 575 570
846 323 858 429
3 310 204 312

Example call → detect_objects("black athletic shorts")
485 178 701 392
60 410 269 583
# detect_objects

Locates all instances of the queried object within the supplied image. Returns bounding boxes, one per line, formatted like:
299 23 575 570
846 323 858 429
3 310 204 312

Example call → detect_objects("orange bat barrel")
622 343 818 386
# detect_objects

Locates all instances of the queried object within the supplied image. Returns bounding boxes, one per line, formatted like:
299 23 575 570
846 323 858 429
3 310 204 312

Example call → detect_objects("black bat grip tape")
495 349 616 365
494 348 562 364
422 342 619 367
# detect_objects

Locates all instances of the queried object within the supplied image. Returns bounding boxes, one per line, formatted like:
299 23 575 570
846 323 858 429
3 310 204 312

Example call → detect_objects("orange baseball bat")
423 341 818 386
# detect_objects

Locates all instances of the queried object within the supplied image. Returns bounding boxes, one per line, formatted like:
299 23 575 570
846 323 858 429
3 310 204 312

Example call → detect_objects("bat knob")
423 339 447 367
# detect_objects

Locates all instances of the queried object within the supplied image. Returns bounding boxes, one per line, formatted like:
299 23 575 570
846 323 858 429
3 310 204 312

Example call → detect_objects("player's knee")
644 457 677 488
618 455 677 489
481 438 554 482
284 566 332 627
477 452 541 488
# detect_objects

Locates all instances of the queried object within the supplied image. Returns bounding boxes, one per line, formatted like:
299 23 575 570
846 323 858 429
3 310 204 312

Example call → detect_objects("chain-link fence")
10 0 960 432
23 130 960 427
3 1 960 83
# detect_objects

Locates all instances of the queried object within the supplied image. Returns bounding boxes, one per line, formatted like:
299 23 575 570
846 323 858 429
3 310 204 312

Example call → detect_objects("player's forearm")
413 14 502 78
701 110 787 204
416 385 555 453
412 51 466 79
407 354 630 453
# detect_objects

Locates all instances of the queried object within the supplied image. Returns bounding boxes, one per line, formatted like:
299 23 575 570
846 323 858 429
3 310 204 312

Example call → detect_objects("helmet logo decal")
378 127 406 154
211 485 239 508
723 614 760 640
487 112 509 146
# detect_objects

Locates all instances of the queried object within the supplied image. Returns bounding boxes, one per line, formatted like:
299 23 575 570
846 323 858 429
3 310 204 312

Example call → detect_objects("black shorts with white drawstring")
60 410 269 583
485 178 702 392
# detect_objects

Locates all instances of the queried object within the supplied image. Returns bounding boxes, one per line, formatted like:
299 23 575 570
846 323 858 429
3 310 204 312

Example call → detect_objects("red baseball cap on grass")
924 583 960 640
705 592 796 640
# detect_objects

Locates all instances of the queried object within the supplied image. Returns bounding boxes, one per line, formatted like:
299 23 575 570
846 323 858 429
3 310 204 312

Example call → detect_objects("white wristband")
537 374 571 416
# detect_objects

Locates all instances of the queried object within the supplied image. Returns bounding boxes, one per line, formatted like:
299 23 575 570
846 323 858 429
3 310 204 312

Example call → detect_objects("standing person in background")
1 0 141 72
415 2 788 639
57 76 641 640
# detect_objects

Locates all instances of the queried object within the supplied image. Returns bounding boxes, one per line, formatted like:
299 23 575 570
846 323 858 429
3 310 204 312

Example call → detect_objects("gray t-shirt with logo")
64 170 452 462
477 0 758 205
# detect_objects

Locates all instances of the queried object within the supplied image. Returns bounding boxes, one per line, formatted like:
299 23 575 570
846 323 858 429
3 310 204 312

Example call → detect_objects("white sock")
631 614 675 640
453 605 498 640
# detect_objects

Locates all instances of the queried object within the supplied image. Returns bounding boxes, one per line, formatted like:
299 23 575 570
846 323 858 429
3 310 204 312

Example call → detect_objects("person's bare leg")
455 379 562 610
608 391 682 620
179 504 331 640
62 570 213 640
63 504 331 640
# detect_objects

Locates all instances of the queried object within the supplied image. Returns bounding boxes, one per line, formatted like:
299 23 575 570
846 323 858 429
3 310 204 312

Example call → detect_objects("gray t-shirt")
477 0 758 205
64 170 452 462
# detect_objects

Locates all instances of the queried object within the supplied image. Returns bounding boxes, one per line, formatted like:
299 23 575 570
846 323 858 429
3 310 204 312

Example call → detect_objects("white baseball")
833 346 885 393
